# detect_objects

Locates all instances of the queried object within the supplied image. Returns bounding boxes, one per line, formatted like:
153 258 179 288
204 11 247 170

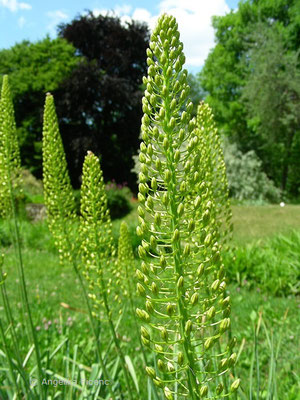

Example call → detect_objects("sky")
0 0 239 73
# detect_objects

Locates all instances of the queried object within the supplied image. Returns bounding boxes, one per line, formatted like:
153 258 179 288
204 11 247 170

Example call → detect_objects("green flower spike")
136 14 239 399
80 151 133 398
80 151 116 315
195 101 233 248
0 75 22 217
42 93 77 264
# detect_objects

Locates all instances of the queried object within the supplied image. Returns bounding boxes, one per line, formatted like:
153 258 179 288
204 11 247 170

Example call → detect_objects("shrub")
105 181 133 220
222 138 281 203
223 230 300 296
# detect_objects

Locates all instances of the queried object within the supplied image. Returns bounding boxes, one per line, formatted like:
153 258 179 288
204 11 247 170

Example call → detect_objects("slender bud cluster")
79 152 116 318
117 221 135 298
42 93 77 263
136 13 239 399
195 101 233 247
0 75 22 217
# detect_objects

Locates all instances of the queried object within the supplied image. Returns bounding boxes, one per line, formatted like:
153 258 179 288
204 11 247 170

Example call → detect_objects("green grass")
1 204 300 398
231 204 300 244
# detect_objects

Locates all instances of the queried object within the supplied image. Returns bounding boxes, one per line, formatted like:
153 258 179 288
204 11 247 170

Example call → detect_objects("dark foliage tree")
56 12 150 189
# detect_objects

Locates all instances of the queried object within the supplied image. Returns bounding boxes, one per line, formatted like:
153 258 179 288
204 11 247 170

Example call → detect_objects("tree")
200 0 300 195
56 12 150 189
242 22 300 193
0 38 80 176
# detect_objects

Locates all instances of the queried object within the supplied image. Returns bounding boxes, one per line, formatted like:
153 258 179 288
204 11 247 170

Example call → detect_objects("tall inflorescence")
0 75 22 217
42 93 77 264
79 151 116 318
196 101 233 249
136 14 240 399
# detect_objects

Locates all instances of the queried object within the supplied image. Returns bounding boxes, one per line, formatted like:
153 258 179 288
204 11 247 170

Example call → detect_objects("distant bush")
223 230 300 296
105 181 133 220
74 181 133 220
222 138 281 203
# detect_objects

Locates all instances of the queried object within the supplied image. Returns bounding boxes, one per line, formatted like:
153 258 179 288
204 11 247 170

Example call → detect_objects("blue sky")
0 0 239 72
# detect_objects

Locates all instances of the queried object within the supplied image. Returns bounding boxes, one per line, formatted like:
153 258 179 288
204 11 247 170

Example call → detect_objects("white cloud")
0 0 31 12
18 15 25 27
92 0 229 68
46 10 68 35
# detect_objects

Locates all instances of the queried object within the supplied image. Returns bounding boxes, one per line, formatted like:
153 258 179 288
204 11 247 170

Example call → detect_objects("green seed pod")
138 245 147 259
141 336 150 347
141 326 150 339
177 352 184 366
204 337 214 350
223 306 231 317
162 192 169 206
151 177 158 191
219 358 228 371
184 320 192 336
230 379 241 392
151 281 158 294
166 303 175 315
164 169 171 182
219 318 230 333
177 276 184 289
157 359 165 371
207 306 216 320
154 344 163 353
160 254 167 269
160 326 168 341
164 387 174 400
146 299 154 314
199 385 208 397
146 366 156 379
188 219 195 232
197 263 205 276
204 233 212 246
194 196 201 209
228 353 237 367
153 378 164 388
211 279 220 292
136 269 144 281
154 212 161 226
216 383 224 394
228 337 237 350
179 180 186 192
190 292 199 305
221 296 230 308
150 235 157 248
177 202 184 216
183 244 190 257
137 283 146 296
167 362 175 373
172 228 180 242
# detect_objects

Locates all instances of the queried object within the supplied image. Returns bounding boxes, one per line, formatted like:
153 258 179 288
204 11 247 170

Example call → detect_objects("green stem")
92 223 133 399
7 176 44 397
125 261 160 400
0 271 32 398
64 231 116 400
0 318 21 397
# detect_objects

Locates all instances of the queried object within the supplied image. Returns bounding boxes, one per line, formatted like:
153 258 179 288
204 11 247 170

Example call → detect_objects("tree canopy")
0 12 150 190
200 0 300 196
0 37 80 175
56 12 150 189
